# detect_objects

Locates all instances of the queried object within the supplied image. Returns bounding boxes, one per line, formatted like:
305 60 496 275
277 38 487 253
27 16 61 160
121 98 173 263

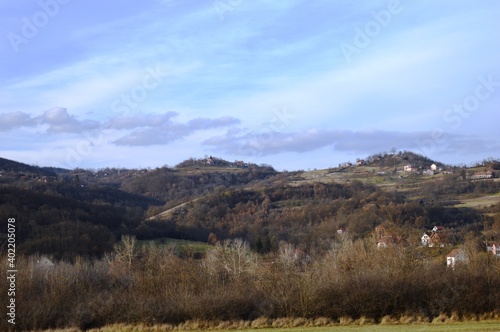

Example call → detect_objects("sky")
1 0 499 171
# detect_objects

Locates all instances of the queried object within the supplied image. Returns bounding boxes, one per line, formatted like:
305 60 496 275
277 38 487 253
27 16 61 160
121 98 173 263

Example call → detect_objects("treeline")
3 238 499 331
366 150 439 167
419 176 500 200
143 181 486 252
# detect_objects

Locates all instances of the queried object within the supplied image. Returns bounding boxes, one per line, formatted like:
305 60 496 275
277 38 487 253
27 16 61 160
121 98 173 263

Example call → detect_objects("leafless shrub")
2 237 499 331
111 235 138 269
250 316 270 328
292 317 309 327
270 317 293 327
355 316 375 325
432 313 451 324
338 316 353 325
380 315 398 325
202 238 257 279
313 317 334 326
398 314 417 324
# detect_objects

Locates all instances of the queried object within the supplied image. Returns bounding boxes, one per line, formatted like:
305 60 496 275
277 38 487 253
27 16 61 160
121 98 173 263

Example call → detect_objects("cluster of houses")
340 157 495 180
403 163 453 176
421 226 448 247
374 223 453 249
372 222 499 268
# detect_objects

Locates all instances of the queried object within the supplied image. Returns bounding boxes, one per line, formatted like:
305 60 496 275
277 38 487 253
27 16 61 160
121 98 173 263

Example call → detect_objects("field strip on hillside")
145 197 201 221
455 192 500 208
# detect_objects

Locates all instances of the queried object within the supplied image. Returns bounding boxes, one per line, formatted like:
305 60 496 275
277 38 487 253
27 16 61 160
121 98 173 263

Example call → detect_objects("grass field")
227 323 500 332
138 237 212 254
88 321 500 332
455 192 500 208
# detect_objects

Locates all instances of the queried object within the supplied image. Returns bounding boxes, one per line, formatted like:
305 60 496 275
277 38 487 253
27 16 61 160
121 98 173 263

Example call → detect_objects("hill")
0 156 279 258
0 153 499 258
0 156 60 178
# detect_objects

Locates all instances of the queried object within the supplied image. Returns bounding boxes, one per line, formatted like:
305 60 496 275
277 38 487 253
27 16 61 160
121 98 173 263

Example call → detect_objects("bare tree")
113 235 137 269
203 238 257 278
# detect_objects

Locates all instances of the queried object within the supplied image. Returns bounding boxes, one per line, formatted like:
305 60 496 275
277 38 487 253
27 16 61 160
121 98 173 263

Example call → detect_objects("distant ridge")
0 156 61 177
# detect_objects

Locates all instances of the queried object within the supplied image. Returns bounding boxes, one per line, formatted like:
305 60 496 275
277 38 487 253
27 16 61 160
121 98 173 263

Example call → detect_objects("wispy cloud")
204 128 499 158
113 113 240 146
106 112 178 130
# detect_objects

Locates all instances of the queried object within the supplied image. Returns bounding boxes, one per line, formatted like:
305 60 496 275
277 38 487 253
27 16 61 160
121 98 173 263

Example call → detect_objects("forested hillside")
0 156 279 258
0 153 499 259
142 181 493 252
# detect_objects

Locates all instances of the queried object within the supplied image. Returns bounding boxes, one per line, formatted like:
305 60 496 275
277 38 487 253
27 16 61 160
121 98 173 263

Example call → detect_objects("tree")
113 235 137 269
203 238 257 278
208 232 218 245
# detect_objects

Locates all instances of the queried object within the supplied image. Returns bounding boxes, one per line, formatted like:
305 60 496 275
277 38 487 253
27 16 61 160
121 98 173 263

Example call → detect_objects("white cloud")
203 128 499 159
113 114 240 146
39 107 100 133
0 111 37 131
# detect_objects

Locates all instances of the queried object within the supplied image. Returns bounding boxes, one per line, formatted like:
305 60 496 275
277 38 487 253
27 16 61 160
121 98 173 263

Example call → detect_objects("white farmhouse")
421 233 431 246
446 249 466 269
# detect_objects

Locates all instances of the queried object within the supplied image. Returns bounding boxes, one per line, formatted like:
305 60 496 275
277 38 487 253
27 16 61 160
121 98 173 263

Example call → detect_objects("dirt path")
145 198 201 221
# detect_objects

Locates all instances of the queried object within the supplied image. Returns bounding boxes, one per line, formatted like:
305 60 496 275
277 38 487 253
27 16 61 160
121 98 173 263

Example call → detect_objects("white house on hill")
446 249 466 269
421 233 431 246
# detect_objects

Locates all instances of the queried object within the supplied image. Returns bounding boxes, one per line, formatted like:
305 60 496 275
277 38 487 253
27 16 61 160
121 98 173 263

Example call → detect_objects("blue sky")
1 0 499 171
